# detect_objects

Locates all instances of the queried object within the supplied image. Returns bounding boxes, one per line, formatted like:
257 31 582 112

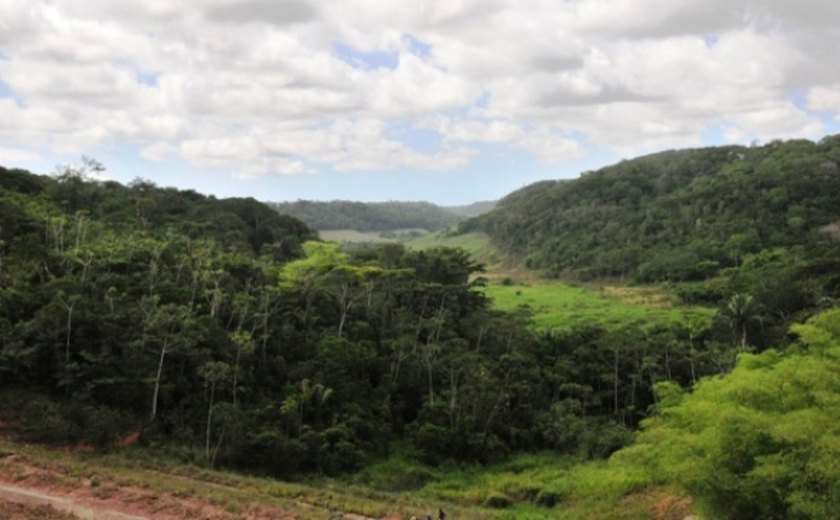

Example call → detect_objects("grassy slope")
0 436 688 520
404 231 503 267
403 231 714 331
353 452 689 520
484 282 713 331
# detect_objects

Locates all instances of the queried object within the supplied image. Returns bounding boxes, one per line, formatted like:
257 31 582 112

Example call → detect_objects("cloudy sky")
1 0 840 204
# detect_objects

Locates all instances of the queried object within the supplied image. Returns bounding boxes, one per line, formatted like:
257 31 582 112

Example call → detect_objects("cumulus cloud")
0 146 41 164
0 0 839 177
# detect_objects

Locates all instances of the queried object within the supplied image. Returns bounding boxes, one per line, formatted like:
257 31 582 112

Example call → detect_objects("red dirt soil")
0 450 300 520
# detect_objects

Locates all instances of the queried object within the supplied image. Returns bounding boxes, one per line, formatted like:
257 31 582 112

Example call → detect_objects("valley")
2 136 840 520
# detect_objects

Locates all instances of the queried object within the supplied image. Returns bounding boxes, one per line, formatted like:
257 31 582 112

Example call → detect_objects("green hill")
464 136 840 282
269 199 495 232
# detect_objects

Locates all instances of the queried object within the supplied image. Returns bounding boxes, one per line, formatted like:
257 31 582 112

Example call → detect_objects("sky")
1 1 840 205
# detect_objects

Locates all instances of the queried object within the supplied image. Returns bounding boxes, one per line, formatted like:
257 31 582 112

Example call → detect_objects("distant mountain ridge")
268 199 496 232
462 136 840 281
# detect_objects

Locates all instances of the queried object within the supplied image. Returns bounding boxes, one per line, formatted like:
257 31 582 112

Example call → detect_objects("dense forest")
0 164 683 473
268 199 493 232
2 140 840 518
464 136 840 283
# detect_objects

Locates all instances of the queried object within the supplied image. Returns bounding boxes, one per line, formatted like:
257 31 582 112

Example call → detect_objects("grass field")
404 231 504 267
483 281 714 331
0 435 686 520
402 231 715 331
352 451 686 520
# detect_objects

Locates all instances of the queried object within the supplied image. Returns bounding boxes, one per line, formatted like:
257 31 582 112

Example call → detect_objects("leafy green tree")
720 293 763 350
144 303 201 422
198 361 230 465
620 308 840 520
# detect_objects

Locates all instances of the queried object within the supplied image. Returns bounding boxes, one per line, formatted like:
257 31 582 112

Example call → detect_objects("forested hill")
268 199 495 231
463 136 840 281
1 166 317 259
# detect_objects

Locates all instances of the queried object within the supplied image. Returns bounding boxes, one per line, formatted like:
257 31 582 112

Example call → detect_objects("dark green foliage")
2 165 663 476
269 200 470 231
0 389 130 447
484 494 513 508
465 136 840 353
466 136 840 283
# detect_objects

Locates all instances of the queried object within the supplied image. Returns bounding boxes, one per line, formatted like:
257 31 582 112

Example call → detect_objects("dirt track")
0 484 146 519
0 449 302 520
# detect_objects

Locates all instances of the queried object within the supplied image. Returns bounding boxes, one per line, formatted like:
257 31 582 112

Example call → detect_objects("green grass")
404 231 502 266
404 231 715 331
352 451 682 520
0 436 688 519
483 281 714 331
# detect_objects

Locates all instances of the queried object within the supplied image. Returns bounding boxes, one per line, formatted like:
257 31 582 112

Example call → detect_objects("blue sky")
2 1 840 204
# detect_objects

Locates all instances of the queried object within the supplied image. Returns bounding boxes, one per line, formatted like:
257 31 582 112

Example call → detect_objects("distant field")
322 229 713 331
319 228 429 243
404 231 503 266
483 281 714 331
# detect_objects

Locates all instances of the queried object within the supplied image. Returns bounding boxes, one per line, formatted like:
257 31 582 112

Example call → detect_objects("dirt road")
0 484 145 519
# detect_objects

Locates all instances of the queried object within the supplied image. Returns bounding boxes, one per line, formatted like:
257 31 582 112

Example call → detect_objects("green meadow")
403 231 715 331
404 231 503 266
350 452 673 520
483 282 714 331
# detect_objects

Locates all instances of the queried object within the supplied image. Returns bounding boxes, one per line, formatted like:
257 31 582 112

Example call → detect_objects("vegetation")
0 435 661 519
465 136 840 285
405 231 501 265
4 135 840 520
483 281 713 331
2 164 701 479
268 200 488 232
441 200 497 218
616 306 840 519
318 228 431 246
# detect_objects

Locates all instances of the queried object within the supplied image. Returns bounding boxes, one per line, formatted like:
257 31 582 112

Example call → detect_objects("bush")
675 280 727 305
0 389 130 446
484 494 513 509
535 490 563 507
19 395 70 443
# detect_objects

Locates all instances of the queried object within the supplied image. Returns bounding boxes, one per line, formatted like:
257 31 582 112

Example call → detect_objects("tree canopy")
464 136 840 283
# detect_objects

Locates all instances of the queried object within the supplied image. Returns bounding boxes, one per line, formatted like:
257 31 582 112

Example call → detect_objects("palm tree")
721 293 763 350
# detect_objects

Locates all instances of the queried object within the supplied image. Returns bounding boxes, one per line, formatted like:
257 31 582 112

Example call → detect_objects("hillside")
268 199 495 232
441 200 497 217
7 164 680 477
464 136 840 282
4 159 840 520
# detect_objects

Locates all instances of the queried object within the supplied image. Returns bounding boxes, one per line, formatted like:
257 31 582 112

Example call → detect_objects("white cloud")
0 146 41 164
808 85 840 113
1 0 839 179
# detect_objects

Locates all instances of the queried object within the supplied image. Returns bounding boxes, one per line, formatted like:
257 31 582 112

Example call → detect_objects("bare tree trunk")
740 322 748 350
427 355 434 407
448 370 458 427
613 347 619 416
150 340 168 421
688 331 697 384
205 380 215 464
65 304 73 362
